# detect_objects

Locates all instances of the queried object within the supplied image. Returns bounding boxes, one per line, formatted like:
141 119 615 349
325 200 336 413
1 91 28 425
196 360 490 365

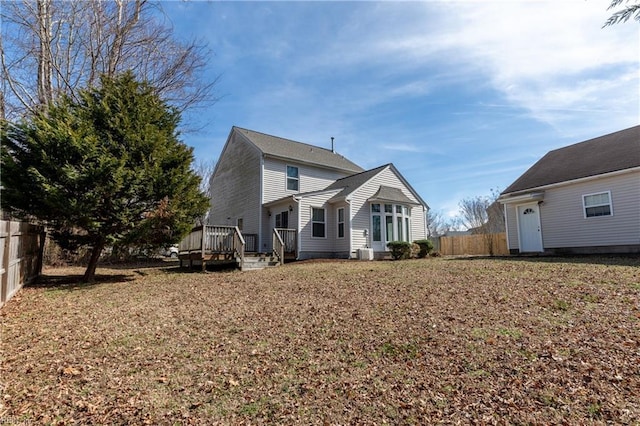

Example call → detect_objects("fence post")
36 228 47 277
201 227 206 272
1 221 11 305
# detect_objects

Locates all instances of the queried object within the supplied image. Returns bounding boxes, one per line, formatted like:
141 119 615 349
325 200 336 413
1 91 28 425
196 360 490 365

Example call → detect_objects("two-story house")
207 127 429 260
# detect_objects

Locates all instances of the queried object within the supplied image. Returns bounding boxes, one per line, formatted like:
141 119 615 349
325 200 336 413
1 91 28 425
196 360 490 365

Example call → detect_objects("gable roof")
324 164 389 199
503 125 640 195
325 163 428 207
234 126 364 174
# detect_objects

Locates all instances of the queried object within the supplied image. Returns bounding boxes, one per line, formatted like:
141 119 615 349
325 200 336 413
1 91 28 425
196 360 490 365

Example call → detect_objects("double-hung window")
337 208 345 238
583 191 612 218
286 166 299 191
312 207 326 238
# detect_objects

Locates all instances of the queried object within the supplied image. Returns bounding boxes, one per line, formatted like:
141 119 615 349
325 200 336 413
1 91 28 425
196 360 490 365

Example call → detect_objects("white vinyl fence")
0 220 46 308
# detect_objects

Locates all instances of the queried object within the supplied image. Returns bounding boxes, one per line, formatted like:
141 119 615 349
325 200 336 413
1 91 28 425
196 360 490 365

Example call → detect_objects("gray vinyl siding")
505 204 519 250
298 191 342 256
260 208 271 252
411 205 428 242
261 199 298 252
262 158 352 204
349 167 427 254
208 132 262 237
539 171 640 248
334 201 351 254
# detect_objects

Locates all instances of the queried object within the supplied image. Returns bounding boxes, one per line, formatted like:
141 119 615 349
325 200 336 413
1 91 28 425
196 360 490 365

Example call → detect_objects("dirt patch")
1 257 638 424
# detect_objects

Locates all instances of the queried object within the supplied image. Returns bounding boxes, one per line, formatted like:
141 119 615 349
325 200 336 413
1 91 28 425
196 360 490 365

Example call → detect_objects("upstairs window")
286 165 299 191
583 191 612 218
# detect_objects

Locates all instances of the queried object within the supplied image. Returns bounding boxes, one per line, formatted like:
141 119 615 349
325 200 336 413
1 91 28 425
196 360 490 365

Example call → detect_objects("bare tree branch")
457 189 504 255
192 158 216 225
1 0 218 120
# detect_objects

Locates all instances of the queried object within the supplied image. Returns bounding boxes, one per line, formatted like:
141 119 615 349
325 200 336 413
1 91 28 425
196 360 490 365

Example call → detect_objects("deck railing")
272 229 285 264
243 234 258 253
178 226 203 253
233 229 245 268
275 228 297 256
179 225 245 267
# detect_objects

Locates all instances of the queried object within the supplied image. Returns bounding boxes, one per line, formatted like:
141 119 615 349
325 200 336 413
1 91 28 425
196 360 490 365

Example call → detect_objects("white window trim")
286 165 299 192
405 216 411 242
582 190 613 219
311 206 326 239
370 202 412 244
337 207 345 239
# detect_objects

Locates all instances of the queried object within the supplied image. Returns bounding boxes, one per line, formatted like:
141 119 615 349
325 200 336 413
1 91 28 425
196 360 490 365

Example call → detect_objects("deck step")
239 254 280 271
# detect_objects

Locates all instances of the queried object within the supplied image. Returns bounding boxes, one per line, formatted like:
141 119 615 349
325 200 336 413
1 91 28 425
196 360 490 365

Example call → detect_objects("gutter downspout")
346 198 353 259
259 155 264 251
424 205 429 240
293 195 301 260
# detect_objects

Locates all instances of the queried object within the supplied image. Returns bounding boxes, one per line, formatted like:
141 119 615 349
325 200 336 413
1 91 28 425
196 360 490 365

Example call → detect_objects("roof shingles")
503 125 640 195
234 127 364 174
324 164 390 200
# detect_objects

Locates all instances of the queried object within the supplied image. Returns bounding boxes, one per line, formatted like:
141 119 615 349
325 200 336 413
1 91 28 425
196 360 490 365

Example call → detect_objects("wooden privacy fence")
439 233 508 256
1 220 46 308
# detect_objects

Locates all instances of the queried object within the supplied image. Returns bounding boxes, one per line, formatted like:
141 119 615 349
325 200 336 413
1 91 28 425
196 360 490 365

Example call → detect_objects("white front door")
517 203 543 252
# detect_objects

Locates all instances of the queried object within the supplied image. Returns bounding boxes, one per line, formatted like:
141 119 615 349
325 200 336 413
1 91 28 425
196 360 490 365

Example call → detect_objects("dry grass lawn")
1 256 639 424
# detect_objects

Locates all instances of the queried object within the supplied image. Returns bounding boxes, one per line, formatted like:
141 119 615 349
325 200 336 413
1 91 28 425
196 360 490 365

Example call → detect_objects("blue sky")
161 1 639 218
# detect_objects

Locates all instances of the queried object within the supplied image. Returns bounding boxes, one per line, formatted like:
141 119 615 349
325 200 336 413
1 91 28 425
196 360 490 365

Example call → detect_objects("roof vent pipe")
331 136 335 153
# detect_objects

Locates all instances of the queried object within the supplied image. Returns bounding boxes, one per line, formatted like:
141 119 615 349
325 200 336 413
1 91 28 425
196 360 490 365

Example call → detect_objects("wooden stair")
239 253 280 271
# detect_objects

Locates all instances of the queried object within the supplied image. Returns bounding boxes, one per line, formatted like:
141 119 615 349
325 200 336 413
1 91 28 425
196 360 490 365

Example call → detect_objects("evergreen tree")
1 72 209 281
604 0 640 26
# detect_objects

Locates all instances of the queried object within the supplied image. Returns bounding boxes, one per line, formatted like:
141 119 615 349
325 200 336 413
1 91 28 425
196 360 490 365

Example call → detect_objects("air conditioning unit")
358 248 374 261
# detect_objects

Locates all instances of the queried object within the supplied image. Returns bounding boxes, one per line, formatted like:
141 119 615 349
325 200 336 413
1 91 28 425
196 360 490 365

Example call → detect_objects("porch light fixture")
289 205 293 212
268 210 271 217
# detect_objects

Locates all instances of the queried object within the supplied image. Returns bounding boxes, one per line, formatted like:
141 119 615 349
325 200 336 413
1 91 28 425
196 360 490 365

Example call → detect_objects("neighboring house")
208 127 429 259
499 125 640 254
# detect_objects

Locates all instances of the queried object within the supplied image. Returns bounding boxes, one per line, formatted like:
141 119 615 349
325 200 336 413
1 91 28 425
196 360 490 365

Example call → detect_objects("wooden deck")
178 226 297 271
178 225 244 271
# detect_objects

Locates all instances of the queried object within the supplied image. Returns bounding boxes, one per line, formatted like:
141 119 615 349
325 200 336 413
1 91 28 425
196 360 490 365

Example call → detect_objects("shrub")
410 242 421 258
413 239 434 258
43 236 91 267
387 241 412 260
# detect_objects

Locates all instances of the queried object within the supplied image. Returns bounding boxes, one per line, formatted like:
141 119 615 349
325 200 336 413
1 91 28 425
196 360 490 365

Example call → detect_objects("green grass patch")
552 299 571 311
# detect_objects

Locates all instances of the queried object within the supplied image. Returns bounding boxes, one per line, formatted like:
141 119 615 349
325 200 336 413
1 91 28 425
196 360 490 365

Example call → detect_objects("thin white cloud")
381 143 423 152
170 1 638 214
294 1 640 135
400 2 639 134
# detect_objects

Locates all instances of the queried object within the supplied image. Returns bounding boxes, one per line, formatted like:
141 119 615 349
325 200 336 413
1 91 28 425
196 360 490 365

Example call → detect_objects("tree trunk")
2 0 215 118
83 238 105 283
37 0 53 107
